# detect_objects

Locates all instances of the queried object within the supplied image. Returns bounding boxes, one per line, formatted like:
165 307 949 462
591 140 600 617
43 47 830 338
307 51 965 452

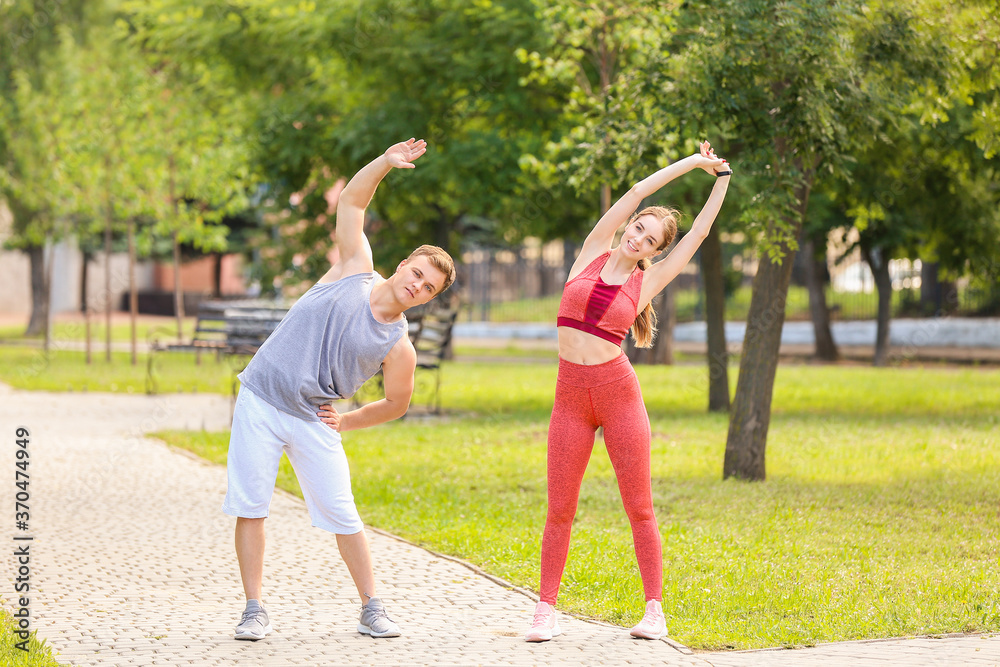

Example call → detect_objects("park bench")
145 300 288 395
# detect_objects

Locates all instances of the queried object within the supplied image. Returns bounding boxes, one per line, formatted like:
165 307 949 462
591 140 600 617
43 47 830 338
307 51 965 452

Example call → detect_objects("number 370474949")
15 427 30 528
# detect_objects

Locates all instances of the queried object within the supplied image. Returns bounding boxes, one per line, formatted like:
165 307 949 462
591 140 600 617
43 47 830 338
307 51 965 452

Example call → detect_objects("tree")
116 7 254 337
0 37 85 351
0 0 91 337
700 222 731 409
831 0 999 365
672 0 881 480
796 191 848 362
838 107 1000 365
122 0 557 289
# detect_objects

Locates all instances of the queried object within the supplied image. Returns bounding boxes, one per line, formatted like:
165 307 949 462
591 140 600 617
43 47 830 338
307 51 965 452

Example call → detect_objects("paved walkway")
2 385 997 666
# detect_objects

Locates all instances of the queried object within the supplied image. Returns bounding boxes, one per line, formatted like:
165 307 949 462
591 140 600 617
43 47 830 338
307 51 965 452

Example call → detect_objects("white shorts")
222 386 364 534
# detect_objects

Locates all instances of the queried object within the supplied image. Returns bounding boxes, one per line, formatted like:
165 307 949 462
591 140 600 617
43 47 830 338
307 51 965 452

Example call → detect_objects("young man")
222 138 455 641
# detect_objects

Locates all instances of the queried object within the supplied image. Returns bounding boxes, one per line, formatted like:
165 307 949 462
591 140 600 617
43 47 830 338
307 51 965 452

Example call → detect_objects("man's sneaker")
234 600 272 641
357 597 401 638
629 599 667 640
524 601 561 642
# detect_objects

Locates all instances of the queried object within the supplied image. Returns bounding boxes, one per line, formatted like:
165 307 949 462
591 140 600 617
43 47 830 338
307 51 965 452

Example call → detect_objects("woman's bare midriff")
557 327 625 365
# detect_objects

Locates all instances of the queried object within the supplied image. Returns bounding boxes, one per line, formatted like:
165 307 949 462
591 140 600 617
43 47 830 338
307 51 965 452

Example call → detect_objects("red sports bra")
557 252 643 345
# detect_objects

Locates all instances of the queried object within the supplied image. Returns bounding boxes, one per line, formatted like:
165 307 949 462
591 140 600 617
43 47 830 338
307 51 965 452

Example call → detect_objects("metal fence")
457 243 1000 323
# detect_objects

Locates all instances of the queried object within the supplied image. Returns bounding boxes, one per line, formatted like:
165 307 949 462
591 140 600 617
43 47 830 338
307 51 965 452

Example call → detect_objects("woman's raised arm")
571 142 725 278
638 162 732 308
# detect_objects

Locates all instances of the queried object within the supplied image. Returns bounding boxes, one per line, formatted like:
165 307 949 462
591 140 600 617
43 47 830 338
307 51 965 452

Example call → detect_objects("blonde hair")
629 206 680 348
406 244 457 293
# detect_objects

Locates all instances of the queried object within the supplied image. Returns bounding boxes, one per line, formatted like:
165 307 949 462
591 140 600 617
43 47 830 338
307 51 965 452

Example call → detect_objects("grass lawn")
0 604 60 667
0 347 241 394
0 317 196 345
151 361 1000 650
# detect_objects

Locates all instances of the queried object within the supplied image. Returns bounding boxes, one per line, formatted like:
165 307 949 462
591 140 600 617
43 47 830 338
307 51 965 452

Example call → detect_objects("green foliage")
669 0 878 259
0 603 61 667
4 0 997 302
515 0 681 240
157 360 1000 649
123 0 561 286
516 1 678 186
831 1 996 270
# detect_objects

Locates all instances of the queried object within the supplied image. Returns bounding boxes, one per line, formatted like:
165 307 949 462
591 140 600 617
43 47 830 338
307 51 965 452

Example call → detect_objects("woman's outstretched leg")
596 370 667 639
539 380 597 605
528 376 597 642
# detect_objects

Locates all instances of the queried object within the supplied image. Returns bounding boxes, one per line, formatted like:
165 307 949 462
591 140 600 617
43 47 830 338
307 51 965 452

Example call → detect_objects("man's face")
395 255 448 308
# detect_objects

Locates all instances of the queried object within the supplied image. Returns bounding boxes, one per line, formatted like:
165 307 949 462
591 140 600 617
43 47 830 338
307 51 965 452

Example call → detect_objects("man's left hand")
317 404 342 431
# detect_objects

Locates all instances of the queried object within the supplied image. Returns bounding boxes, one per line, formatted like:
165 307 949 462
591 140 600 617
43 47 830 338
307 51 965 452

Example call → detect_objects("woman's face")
620 215 666 261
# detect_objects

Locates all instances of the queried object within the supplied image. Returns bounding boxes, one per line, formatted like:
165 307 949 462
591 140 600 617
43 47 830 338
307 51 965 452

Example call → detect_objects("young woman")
525 141 732 642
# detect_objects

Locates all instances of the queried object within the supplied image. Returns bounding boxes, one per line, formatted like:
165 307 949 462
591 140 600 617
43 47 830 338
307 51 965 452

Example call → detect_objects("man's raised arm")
334 139 427 276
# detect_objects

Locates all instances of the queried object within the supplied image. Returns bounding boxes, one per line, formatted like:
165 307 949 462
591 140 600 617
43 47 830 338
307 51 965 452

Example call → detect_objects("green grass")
0 347 241 394
153 361 1000 650
453 344 558 360
0 318 197 345
0 604 61 667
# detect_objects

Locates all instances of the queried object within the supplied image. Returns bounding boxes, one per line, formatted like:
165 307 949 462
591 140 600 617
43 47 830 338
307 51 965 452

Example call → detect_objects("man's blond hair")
407 245 456 294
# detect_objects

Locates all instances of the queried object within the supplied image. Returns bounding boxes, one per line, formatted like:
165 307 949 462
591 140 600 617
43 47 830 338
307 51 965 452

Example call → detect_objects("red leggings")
540 353 662 605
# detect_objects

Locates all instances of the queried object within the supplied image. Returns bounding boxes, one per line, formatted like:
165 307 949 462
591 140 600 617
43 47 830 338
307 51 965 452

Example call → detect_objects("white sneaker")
234 600 272 641
524 601 561 642
630 599 667 639
357 597 401 638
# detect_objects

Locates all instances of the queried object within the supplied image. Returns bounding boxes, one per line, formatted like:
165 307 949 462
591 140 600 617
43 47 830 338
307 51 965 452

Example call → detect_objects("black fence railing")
457 245 1000 323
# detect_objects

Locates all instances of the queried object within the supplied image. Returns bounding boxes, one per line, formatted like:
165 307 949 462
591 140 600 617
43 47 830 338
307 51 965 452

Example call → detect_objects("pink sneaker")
524 601 561 642
629 600 667 639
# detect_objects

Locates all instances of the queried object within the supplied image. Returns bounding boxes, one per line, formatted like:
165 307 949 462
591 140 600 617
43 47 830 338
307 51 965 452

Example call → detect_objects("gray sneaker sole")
234 623 273 641
357 622 401 638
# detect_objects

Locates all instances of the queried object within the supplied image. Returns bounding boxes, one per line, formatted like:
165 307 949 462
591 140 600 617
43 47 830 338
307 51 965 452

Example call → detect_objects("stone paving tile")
2 384 997 666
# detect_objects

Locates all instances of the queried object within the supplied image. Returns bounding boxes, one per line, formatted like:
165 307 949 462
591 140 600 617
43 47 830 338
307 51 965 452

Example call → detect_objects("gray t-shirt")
238 272 408 421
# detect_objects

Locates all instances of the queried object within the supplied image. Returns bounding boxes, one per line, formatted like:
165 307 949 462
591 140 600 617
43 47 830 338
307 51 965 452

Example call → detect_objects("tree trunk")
802 233 839 361
25 245 49 336
43 241 54 355
600 183 611 217
700 224 730 412
562 239 577 284
861 245 892 367
80 250 90 314
172 231 185 338
168 153 185 339
659 285 675 365
538 252 551 298
104 204 113 363
82 251 92 365
919 262 958 315
433 211 455 359
433 210 452 256
212 251 223 299
939 280 959 316
626 288 672 365
128 217 138 366
920 261 940 315
724 178 811 481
